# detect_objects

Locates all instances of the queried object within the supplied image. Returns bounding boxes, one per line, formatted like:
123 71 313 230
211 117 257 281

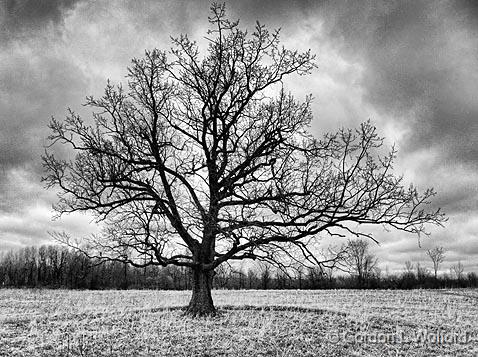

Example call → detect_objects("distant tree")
467 272 478 287
43 4 444 315
295 265 304 289
323 266 336 285
451 261 464 280
427 247 445 279
214 263 232 288
275 268 289 289
223 266 246 289
246 268 257 289
38 246 49 284
259 263 272 290
400 260 416 288
342 239 378 287
416 262 430 284
306 266 327 289
404 261 414 275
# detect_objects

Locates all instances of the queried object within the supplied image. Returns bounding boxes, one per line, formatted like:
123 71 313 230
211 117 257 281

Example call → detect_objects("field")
1 289 477 356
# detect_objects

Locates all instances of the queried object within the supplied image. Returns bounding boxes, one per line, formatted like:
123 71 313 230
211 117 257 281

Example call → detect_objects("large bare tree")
43 4 444 315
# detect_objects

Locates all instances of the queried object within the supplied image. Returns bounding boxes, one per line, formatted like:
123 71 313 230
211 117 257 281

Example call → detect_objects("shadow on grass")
219 305 347 316
1 304 347 325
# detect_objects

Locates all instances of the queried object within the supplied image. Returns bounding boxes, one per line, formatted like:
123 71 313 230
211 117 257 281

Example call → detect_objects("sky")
0 0 477 274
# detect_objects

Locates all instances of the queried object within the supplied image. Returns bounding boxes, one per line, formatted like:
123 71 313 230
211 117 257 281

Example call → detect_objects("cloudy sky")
1 0 477 273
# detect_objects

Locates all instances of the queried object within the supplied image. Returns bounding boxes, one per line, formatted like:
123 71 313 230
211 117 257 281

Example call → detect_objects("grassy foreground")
0 289 477 356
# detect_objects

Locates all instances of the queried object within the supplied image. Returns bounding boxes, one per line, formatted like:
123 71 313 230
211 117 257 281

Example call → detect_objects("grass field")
1 289 477 356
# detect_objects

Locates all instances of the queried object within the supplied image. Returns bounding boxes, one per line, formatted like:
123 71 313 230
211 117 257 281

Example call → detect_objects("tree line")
1 243 476 290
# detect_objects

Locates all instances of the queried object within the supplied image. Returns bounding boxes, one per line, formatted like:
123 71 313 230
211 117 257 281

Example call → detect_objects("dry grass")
1 289 477 356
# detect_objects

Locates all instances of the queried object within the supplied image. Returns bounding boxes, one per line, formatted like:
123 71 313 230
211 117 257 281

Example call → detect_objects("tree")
416 262 430 283
246 268 257 289
43 4 444 315
451 261 464 281
275 268 289 289
214 263 232 288
404 261 414 275
342 239 379 287
467 272 478 287
295 264 304 289
400 261 416 289
427 246 445 280
259 262 272 290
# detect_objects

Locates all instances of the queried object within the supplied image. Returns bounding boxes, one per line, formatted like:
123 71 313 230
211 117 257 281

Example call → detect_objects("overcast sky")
1 0 477 273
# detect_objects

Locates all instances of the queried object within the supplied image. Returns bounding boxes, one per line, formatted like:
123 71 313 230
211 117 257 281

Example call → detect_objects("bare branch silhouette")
43 3 445 316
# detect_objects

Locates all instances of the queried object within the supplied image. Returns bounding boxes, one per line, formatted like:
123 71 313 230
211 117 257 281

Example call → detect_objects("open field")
1 289 477 356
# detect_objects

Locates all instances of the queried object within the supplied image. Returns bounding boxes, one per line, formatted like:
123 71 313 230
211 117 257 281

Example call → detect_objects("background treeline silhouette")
0 245 477 290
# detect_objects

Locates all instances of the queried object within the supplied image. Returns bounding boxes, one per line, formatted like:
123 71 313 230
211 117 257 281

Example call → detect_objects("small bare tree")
214 263 232 288
246 268 257 289
427 247 445 279
43 4 445 315
342 239 378 287
416 262 430 283
404 260 414 275
451 261 464 280
258 262 272 290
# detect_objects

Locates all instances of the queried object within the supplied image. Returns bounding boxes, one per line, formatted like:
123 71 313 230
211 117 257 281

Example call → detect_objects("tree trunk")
185 268 216 316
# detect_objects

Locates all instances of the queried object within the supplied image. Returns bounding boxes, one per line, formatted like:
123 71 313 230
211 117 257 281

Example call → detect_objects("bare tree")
401 260 416 288
295 264 304 289
258 262 272 290
246 268 257 289
306 267 325 289
214 263 232 288
416 262 430 283
341 239 379 287
427 247 445 279
404 261 414 275
233 267 246 289
43 4 444 315
451 261 464 280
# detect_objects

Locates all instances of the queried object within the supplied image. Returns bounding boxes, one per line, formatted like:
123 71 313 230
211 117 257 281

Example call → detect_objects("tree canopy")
43 4 445 315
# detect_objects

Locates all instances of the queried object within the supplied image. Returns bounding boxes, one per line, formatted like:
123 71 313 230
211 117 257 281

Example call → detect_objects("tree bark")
185 267 216 316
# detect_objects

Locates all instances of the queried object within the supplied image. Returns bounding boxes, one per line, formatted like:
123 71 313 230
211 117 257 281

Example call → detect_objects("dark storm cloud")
122 0 208 36
313 0 478 166
0 40 90 216
0 50 89 175
1 0 85 41
230 0 478 166
0 0 89 212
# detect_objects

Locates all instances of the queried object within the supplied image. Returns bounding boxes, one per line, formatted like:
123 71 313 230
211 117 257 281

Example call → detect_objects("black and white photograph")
0 0 477 355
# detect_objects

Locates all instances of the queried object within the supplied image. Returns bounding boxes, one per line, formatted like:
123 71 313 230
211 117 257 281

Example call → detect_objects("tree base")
185 268 216 317
184 302 217 317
